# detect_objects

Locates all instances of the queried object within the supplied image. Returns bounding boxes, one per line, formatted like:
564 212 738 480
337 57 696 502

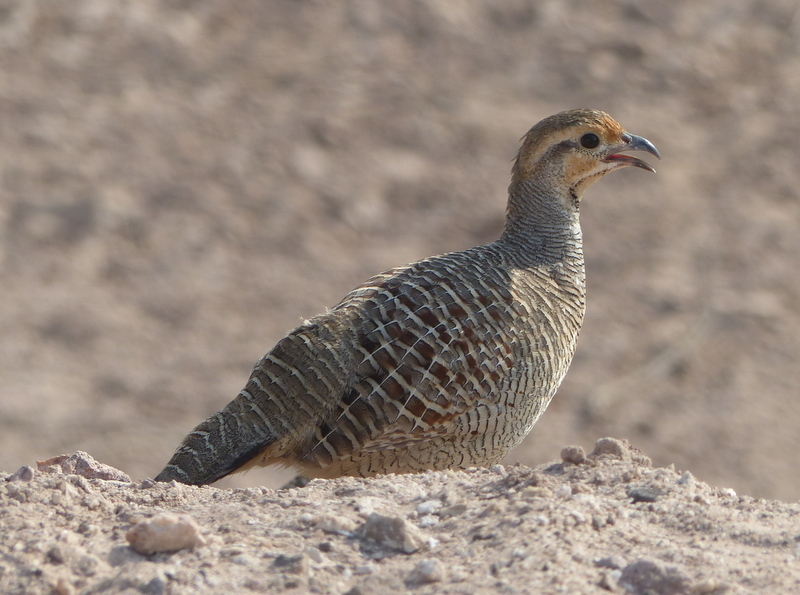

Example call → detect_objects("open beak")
603 133 661 173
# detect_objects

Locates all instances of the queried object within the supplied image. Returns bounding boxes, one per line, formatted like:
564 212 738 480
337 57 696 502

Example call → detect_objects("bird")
155 108 659 486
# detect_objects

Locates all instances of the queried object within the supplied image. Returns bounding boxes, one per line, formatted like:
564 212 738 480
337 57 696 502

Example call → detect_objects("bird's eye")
580 133 600 149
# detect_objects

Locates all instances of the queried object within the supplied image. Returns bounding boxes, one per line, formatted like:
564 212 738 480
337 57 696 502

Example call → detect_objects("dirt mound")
3 440 798 594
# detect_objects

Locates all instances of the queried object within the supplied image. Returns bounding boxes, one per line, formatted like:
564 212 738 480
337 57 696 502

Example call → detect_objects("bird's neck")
498 179 583 265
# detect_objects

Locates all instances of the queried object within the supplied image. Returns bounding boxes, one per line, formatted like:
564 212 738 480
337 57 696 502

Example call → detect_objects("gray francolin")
155 109 659 485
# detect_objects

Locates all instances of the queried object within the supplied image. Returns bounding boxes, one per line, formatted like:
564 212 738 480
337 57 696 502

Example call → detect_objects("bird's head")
511 109 660 208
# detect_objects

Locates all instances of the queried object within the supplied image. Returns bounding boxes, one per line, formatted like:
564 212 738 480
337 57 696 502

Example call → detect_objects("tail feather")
155 405 276 485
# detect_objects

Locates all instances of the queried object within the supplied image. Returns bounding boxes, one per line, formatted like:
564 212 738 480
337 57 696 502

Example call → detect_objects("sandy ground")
4 1 800 592
4 440 800 594
4 0 800 501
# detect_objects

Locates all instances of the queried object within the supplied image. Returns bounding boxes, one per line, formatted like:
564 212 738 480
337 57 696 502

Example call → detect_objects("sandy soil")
4 0 800 501
4 440 800 595
3 1 800 592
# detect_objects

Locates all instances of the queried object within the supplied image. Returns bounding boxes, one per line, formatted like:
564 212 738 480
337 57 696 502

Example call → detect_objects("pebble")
354 564 375 575
595 555 627 570
405 558 445 586
304 546 325 564
628 487 666 503
37 452 131 482
126 513 205 555
590 437 628 460
438 503 468 518
231 554 258 566
560 445 587 465
7 465 35 482
318 514 357 535
272 554 308 575
489 464 507 476
416 500 442 515
359 513 427 554
418 515 439 528
618 559 692 595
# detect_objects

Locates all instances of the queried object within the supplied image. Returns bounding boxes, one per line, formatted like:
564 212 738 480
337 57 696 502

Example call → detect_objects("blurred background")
2 1 800 500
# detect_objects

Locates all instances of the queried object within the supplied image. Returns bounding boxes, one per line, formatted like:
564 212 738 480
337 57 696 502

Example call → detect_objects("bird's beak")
603 133 661 173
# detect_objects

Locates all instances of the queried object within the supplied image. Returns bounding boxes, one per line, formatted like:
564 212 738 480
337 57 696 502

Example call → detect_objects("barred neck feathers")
499 108 659 260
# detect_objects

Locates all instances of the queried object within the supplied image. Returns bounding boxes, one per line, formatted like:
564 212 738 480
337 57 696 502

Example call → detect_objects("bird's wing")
296 252 525 470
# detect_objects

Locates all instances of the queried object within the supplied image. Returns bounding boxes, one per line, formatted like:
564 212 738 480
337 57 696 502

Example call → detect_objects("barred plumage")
155 109 659 485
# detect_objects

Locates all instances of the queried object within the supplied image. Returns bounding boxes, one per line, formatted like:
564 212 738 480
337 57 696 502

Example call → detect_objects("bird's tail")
154 396 276 486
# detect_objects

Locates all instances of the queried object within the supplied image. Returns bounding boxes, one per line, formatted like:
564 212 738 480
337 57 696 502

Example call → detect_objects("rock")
416 500 442 515
590 438 629 460
628 487 667 503
561 445 587 465
37 452 131 482
318 513 358 535
126 513 205 555
358 513 427 554
7 466 35 482
405 558 445 586
272 554 308 575
595 555 627 570
618 559 693 595
589 438 652 466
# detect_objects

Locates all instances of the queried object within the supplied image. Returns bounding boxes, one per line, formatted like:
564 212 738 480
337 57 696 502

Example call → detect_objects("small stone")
126 513 205 555
418 515 439 528
272 554 308 575
590 438 628 460
297 512 315 525
359 513 427 554
231 554 258 566
568 510 586 524
75 553 102 577
618 559 692 595
52 577 74 595
46 544 67 564
561 445 587 465
37 452 131 482
416 500 442 515
595 555 626 570
628 487 666 503
405 558 445 586
304 546 325 564
591 515 607 530
318 514 357 535
438 503 468 518
354 564 375 575
143 576 166 595
598 570 621 591
676 471 694 485
8 466 35 482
